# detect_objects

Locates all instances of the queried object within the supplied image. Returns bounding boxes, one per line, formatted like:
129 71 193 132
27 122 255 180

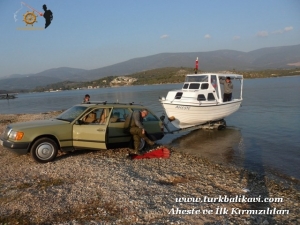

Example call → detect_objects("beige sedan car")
0 102 164 163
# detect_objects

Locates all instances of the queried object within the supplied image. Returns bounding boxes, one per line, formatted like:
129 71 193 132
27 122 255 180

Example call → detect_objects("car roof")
76 102 147 109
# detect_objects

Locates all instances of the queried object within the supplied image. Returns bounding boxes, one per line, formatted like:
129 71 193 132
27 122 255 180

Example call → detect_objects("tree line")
32 67 300 92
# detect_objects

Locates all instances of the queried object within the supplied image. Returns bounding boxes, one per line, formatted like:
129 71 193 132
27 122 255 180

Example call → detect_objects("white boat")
159 73 243 129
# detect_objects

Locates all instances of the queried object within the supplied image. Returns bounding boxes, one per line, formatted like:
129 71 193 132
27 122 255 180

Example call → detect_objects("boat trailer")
159 114 226 134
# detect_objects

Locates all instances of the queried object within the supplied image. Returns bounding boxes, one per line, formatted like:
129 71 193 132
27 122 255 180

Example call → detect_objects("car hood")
7 119 70 130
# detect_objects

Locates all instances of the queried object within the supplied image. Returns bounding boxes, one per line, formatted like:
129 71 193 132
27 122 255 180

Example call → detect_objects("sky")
0 0 299 78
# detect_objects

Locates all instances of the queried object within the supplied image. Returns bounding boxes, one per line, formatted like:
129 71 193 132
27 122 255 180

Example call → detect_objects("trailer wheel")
217 125 226 130
217 120 226 130
30 138 58 163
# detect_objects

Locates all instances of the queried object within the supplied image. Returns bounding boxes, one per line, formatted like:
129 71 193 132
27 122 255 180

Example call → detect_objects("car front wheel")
30 138 58 163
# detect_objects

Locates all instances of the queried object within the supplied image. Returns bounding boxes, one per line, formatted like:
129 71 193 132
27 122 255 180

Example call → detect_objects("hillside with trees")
31 67 300 92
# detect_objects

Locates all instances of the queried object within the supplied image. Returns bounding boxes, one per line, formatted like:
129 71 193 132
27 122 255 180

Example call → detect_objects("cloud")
284 26 293 32
272 26 293 35
233 36 241 40
160 34 169 39
204 34 211 39
256 31 269 37
272 30 284 34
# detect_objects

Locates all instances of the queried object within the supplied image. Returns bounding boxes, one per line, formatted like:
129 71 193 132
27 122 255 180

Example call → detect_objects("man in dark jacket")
220 77 233 102
127 109 155 154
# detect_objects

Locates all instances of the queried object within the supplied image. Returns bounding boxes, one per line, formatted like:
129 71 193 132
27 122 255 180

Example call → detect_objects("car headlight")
9 130 24 140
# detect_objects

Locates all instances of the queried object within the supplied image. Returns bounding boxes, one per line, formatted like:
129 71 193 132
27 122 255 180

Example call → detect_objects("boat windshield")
185 75 208 82
56 106 88 122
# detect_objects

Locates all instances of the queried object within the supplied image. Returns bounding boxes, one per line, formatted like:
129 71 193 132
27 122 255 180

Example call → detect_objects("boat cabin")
164 73 243 105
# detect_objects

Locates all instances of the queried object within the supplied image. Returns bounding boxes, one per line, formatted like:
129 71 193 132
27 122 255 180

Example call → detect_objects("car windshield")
56 106 88 122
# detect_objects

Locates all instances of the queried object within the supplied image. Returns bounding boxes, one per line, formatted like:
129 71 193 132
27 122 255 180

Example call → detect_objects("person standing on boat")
126 109 155 154
220 77 233 102
211 78 217 89
83 94 90 103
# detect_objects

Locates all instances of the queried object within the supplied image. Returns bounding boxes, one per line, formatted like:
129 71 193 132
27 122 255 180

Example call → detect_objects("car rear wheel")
30 138 58 163
139 138 145 151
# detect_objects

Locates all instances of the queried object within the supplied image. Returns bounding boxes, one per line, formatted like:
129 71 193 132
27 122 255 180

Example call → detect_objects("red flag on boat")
194 57 199 74
131 147 170 159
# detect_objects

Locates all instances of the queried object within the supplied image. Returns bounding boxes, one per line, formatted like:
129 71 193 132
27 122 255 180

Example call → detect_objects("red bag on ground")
131 147 170 159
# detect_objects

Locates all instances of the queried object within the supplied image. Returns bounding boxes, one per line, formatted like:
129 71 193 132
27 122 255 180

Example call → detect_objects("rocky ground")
0 112 299 225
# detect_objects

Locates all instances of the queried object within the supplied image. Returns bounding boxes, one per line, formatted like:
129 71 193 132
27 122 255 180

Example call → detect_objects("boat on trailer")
159 73 243 129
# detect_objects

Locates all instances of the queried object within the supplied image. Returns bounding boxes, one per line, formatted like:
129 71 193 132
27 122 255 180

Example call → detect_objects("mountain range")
1 44 300 91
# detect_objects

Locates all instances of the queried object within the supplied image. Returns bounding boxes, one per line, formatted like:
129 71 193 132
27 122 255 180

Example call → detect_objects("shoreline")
0 112 299 224
1 74 300 96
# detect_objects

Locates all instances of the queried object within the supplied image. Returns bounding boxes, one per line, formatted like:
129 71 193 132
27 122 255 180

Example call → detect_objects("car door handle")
97 128 105 132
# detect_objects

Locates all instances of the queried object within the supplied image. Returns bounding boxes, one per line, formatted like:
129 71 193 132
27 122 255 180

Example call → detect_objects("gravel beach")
0 112 299 225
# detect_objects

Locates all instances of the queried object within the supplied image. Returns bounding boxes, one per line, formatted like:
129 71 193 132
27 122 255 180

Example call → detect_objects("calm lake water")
1 76 300 180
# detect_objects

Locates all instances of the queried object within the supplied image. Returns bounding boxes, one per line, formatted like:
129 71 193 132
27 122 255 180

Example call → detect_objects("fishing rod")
21 1 43 16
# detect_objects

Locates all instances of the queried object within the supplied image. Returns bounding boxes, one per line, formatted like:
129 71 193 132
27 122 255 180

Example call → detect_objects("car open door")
107 107 132 144
72 108 111 150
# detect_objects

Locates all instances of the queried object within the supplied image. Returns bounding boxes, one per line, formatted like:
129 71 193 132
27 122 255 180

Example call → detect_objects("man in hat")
127 109 155 154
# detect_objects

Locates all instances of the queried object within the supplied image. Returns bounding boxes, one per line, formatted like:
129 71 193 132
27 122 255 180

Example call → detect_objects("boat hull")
161 100 242 128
